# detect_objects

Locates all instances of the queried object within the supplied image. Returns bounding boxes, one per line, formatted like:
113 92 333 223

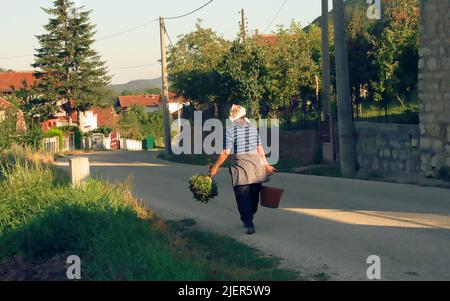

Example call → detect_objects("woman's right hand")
265 165 276 176
209 165 219 178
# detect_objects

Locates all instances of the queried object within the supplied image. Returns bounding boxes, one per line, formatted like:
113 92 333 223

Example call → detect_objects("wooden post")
240 8 246 43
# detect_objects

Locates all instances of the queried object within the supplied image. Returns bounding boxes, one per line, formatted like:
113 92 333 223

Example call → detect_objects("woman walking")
209 104 276 235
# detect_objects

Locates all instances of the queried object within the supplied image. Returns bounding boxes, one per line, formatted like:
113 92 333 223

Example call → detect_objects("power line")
0 54 33 60
164 0 215 20
163 24 175 48
1 1 215 61
97 19 159 41
262 0 288 34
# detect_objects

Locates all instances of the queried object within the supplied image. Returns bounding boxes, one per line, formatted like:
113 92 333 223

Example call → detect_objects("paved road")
57 151 450 280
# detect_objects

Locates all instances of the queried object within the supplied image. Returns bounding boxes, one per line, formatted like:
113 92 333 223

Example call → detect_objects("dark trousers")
233 183 262 227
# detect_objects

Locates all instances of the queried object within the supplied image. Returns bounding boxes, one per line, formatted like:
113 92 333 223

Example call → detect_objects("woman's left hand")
265 165 276 176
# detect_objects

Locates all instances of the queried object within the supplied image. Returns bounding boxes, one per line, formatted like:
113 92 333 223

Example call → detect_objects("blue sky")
0 0 333 84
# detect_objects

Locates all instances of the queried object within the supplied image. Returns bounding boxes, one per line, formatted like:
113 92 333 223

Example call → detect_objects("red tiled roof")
118 95 160 109
0 97 12 109
255 34 279 45
91 107 120 127
0 71 36 93
118 93 184 109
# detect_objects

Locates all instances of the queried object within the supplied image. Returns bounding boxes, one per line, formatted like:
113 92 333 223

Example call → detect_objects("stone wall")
418 0 450 176
278 130 320 166
355 122 420 175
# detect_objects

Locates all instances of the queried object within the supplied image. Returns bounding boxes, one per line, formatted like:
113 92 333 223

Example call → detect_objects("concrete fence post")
69 157 90 186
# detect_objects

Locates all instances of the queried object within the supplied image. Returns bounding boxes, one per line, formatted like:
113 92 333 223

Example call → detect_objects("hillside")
108 78 162 94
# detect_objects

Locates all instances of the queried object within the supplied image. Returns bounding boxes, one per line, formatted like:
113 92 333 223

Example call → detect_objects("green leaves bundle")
188 174 218 204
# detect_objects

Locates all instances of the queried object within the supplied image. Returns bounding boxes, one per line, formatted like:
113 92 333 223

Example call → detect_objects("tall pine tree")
31 0 110 124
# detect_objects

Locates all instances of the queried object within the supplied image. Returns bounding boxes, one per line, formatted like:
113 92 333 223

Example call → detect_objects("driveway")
56 151 450 280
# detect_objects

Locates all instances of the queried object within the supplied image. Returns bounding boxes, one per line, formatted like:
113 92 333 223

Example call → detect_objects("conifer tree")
31 0 110 123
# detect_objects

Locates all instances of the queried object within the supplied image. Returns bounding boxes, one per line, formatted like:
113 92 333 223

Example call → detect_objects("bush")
188 174 218 204
90 126 112 136
0 109 43 150
59 126 82 149
0 109 17 149
118 105 164 141
43 128 64 150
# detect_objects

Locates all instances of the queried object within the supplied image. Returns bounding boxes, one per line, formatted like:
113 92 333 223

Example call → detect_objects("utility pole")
159 16 172 154
240 8 246 43
321 0 331 119
332 0 356 177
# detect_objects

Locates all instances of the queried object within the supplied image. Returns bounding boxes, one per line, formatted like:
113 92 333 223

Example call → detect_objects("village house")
91 106 120 129
41 110 98 132
117 93 188 117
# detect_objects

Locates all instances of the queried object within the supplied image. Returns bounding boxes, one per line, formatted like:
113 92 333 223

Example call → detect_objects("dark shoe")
246 226 255 235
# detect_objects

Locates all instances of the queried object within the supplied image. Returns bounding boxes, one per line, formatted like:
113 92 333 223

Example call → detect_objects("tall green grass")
0 148 207 280
0 146 300 281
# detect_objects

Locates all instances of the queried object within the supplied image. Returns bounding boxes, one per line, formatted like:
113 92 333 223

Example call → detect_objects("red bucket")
260 185 284 209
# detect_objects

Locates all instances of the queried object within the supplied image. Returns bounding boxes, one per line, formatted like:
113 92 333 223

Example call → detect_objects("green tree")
121 90 134 96
344 0 376 118
370 0 419 117
118 105 164 141
118 105 145 140
144 88 161 95
30 0 110 123
219 39 267 118
168 21 230 118
260 23 321 120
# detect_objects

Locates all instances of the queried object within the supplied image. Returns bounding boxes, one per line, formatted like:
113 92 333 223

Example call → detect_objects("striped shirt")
224 120 262 154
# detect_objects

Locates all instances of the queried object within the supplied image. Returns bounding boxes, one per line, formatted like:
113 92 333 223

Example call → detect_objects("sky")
0 0 333 84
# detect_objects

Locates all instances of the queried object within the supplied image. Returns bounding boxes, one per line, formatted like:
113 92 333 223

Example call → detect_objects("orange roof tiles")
118 93 184 109
91 107 120 127
0 71 36 93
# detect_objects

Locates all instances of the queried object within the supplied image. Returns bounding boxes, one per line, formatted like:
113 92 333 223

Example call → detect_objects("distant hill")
108 78 162 94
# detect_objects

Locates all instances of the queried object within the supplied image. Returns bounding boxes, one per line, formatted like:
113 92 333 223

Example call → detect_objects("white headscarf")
229 104 250 123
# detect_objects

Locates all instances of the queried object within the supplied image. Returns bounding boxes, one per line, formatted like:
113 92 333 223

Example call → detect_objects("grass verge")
0 145 301 281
